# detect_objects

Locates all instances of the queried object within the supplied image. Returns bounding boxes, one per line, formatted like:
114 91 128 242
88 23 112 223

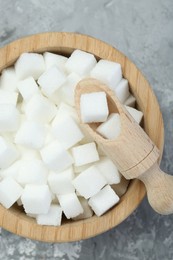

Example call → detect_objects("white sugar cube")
111 176 130 197
0 137 19 169
65 49 97 76
125 106 143 124
36 204 63 226
0 90 18 105
96 113 121 139
80 92 109 123
73 163 92 174
0 177 23 208
58 192 83 219
0 160 21 180
17 146 40 160
55 102 79 122
72 142 99 166
52 116 84 149
72 165 107 199
88 185 119 216
114 79 130 103
48 168 75 195
21 184 51 214
17 159 48 186
0 67 18 92
90 59 122 89
0 104 20 132
43 52 68 71
59 72 81 106
73 197 93 220
95 157 121 184
38 66 66 97
15 53 45 80
15 121 46 149
124 94 136 107
40 140 73 172
25 94 56 123
17 77 39 101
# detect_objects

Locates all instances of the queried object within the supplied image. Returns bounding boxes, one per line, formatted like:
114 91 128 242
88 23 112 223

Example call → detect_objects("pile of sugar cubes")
0 50 143 226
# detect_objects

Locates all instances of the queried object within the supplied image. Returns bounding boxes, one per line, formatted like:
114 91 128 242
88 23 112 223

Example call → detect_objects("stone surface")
0 0 173 259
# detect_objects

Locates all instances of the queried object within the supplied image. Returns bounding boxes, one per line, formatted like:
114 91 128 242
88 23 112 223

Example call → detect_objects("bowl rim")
0 32 164 242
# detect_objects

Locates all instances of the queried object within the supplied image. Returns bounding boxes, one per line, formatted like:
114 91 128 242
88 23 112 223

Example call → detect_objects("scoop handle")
138 163 173 214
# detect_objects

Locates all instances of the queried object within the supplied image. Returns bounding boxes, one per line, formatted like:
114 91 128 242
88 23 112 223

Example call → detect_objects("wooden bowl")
0 32 164 242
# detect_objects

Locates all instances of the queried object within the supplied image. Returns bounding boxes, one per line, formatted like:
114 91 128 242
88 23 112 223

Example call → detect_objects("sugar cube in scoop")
21 184 51 214
96 113 121 139
40 141 73 172
72 165 107 199
65 49 97 76
72 142 99 166
80 92 109 123
0 104 20 132
88 185 119 216
58 192 83 219
36 205 63 226
0 177 23 208
15 53 45 80
90 59 122 89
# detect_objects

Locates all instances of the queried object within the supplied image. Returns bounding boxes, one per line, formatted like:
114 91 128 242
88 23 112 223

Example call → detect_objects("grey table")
0 0 173 259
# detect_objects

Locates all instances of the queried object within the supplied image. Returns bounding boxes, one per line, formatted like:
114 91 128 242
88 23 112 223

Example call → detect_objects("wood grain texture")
0 32 164 242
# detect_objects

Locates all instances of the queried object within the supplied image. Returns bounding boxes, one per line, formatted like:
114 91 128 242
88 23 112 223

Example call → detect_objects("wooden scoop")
75 78 173 215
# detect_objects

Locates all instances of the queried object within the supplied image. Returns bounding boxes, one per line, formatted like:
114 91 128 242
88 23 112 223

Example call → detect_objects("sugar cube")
0 67 18 92
111 176 130 197
15 121 46 149
17 77 39 101
0 137 19 169
95 157 121 184
65 50 97 76
21 184 52 214
72 142 99 166
25 94 57 124
17 159 48 186
15 53 45 80
90 59 122 89
36 205 63 226
80 92 109 123
52 116 84 149
125 105 143 124
43 52 68 71
0 160 21 180
72 165 107 199
88 185 119 216
0 90 18 105
48 168 75 195
96 113 121 139
58 192 83 219
0 104 20 132
38 66 66 97
124 94 136 107
73 197 93 220
17 146 41 160
114 79 130 103
40 140 73 172
0 177 23 208
59 72 81 106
